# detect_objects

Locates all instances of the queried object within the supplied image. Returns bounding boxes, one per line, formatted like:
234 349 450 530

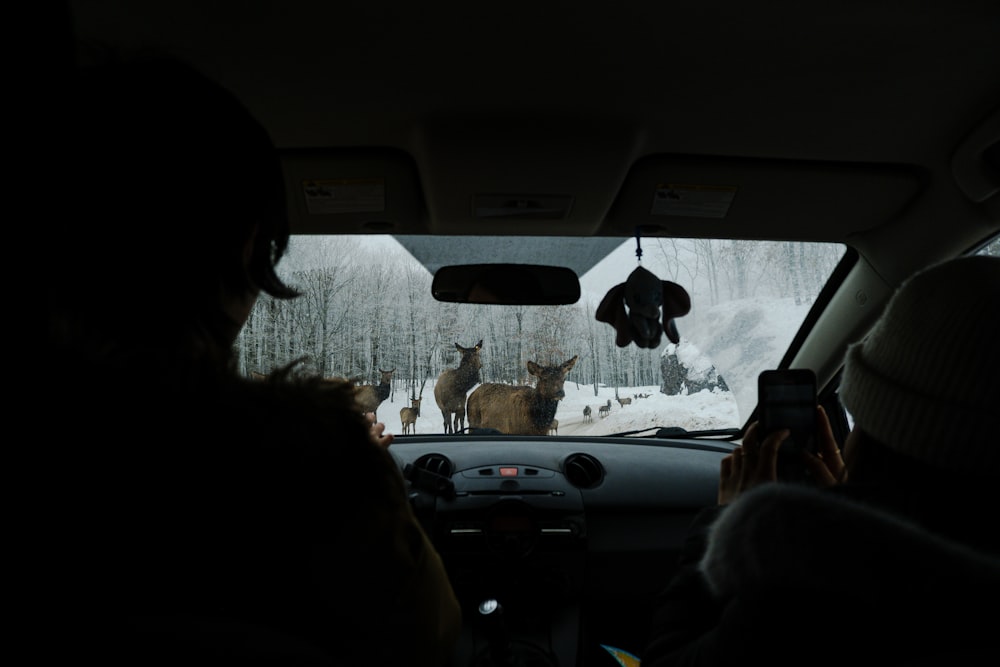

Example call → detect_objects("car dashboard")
391 435 733 667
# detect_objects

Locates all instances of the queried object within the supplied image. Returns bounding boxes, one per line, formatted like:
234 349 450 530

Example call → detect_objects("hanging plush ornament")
595 231 692 349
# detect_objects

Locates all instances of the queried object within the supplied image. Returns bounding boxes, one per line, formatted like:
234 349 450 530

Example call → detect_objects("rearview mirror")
432 263 581 305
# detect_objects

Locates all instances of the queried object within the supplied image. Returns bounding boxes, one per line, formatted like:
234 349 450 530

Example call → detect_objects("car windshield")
237 235 847 437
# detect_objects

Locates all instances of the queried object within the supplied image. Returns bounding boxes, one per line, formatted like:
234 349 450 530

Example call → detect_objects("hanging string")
634 226 643 264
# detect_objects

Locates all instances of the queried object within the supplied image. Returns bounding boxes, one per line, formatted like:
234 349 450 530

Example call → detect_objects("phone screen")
757 369 818 456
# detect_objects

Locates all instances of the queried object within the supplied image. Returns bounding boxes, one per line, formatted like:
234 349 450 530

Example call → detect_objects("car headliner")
67 1 1000 277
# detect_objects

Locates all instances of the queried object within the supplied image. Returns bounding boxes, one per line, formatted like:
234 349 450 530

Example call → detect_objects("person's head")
54 50 300 362
838 255 1000 484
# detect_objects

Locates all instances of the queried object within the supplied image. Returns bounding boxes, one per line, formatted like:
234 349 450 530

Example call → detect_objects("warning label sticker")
650 183 737 218
302 178 385 215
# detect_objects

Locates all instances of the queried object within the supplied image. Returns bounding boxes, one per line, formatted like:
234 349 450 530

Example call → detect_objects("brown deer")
400 397 422 435
583 405 592 423
434 340 483 434
354 368 395 422
466 356 578 436
617 396 632 407
548 419 559 435
598 399 612 418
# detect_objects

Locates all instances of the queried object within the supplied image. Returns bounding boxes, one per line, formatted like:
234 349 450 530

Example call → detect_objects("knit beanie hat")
839 255 1000 476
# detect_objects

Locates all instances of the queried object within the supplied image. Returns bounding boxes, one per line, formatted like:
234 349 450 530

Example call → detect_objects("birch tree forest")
236 236 846 401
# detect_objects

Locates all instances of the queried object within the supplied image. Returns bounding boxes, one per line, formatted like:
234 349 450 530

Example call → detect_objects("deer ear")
526 360 540 375
476 339 483 348
564 356 579 371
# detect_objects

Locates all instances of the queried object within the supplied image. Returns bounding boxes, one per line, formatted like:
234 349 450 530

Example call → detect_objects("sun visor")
603 155 924 241
281 148 427 234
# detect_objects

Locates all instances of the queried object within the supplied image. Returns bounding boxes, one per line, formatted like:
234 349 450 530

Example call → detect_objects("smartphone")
757 369 818 459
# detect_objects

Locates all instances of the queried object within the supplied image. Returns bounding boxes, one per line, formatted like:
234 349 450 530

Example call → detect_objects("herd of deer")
434 340 579 437
251 341 636 436
587 395 632 420
392 340 578 436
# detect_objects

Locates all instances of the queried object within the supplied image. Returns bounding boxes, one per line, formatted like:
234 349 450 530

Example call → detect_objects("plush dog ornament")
596 266 691 348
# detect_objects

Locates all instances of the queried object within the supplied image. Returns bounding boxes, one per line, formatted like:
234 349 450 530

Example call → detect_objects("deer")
400 397 422 435
617 396 632 407
466 356 578 436
549 419 559 435
354 368 395 422
583 405 592 423
598 399 612 418
434 340 483 434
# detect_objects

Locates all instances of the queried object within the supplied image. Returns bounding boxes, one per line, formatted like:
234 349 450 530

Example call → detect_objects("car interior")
66 1 999 665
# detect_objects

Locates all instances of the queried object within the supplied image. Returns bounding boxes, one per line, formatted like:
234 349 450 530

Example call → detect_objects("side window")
976 234 1000 257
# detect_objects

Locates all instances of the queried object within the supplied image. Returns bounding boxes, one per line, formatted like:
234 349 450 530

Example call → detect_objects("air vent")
563 453 604 489
405 453 456 498
413 453 454 478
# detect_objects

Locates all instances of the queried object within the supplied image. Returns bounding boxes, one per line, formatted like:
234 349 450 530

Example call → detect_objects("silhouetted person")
642 256 1000 666
53 52 460 666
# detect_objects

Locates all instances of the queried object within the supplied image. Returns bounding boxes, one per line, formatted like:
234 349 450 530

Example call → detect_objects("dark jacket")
57 361 461 666
641 484 1000 666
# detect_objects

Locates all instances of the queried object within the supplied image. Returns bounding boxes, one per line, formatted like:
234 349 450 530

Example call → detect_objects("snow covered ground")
376 381 740 438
